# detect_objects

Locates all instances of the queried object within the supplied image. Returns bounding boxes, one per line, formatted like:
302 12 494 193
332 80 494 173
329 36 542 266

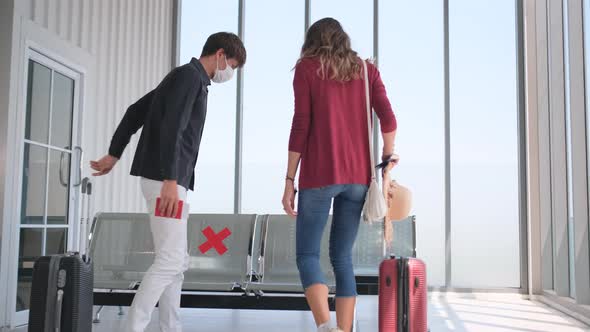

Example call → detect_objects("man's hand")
90 155 119 176
160 180 179 218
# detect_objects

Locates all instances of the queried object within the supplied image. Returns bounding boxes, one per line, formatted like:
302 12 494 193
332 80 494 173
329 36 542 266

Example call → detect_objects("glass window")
47 150 70 225
21 144 47 225
50 72 74 148
449 0 520 287
311 0 373 59
241 0 304 213
25 61 51 144
176 1 526 288
378 0 445 286
46 228 67 255
180 0 238 213
16 228 43 311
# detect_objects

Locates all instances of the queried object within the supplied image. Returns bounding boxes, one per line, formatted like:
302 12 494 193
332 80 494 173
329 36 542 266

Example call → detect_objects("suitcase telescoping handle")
79 177 92 262
85 181 92 258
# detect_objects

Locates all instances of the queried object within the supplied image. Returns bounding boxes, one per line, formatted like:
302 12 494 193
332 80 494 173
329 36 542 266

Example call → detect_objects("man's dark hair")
201 32 246 68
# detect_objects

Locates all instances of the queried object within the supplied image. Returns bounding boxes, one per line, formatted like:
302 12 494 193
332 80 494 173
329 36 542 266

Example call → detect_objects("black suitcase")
28 254 93 331
28 179 94 332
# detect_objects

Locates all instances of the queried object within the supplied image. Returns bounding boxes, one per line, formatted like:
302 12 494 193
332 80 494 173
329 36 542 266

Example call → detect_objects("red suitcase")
379 256 427 332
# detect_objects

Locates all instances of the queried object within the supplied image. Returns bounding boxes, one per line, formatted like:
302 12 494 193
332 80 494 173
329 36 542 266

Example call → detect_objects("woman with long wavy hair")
282 18 398 332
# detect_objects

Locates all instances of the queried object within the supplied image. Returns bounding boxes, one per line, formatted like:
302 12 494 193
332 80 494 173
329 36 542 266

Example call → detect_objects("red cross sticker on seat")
198 226 231 255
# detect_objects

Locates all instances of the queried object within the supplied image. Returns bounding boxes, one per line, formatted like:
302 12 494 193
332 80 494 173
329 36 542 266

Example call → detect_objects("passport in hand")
155 198 184 219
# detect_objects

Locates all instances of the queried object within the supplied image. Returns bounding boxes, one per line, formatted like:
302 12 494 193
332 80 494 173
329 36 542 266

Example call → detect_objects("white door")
9 49 82 327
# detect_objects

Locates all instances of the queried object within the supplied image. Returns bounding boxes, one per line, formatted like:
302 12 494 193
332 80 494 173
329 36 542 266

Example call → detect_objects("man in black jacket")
90 32 245 332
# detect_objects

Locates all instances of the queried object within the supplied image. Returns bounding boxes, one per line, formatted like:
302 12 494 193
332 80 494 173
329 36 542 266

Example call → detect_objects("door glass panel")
16 228 43 311
21 144 47 225
50 72 74 148
47 150 70 225
25 61 51 144
46 228 67 255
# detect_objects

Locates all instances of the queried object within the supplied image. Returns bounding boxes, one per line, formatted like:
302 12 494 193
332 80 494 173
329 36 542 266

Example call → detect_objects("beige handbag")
383 169 413 244
361 60 388 223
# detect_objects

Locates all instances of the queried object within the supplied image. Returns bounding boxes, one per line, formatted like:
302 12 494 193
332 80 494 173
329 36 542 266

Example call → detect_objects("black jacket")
108 58 211 190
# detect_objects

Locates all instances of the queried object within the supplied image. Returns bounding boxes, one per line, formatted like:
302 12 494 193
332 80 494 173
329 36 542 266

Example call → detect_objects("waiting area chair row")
89 213 416 295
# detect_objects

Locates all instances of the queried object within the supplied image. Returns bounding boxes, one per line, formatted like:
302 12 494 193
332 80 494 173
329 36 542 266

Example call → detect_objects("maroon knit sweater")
289 58 397 190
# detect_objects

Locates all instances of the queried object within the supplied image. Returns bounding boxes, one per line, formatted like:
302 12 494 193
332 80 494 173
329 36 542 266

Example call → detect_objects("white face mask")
212 55 234 83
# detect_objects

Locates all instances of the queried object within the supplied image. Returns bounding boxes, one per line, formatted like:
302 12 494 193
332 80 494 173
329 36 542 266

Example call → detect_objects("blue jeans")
296 184 368 297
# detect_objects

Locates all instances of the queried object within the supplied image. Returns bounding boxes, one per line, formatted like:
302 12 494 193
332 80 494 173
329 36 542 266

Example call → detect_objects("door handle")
59 147 69 187
73 146 83 187
58 146 82 187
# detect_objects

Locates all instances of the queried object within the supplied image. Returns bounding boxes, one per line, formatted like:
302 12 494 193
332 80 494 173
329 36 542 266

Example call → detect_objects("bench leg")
118 305 125 316
93 305 104 324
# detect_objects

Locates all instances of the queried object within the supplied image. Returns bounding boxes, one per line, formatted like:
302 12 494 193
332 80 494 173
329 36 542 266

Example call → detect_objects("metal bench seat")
89 213 258 293
249 215 417 293
248 215 336 293
184 214 258 291
90 212 416 300
89 211 415 329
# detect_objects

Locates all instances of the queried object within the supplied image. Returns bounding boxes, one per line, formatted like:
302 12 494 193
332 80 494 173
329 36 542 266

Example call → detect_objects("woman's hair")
298 18 361 82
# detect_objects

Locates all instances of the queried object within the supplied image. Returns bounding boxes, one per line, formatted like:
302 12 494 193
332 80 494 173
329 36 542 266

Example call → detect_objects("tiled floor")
12 293 590 331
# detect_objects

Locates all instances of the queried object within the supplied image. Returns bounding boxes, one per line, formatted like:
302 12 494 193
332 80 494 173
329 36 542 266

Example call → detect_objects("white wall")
15 0 175 214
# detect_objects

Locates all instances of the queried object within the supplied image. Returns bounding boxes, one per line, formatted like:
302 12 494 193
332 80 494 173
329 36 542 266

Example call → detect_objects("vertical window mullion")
43 70 55 228
565 0 590 304
547 0 571 297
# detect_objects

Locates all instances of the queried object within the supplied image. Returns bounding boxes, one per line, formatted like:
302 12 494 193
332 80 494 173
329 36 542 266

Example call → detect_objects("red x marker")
198 226 232 255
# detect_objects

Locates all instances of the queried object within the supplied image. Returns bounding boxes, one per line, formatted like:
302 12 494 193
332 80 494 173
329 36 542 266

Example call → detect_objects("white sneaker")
317 322 332 332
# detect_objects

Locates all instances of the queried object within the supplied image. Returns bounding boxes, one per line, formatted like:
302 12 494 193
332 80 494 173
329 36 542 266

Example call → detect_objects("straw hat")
386 180 412 222
382 171 412 244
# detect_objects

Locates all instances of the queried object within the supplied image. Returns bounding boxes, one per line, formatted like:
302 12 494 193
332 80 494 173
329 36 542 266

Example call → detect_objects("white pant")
125 178 189 332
